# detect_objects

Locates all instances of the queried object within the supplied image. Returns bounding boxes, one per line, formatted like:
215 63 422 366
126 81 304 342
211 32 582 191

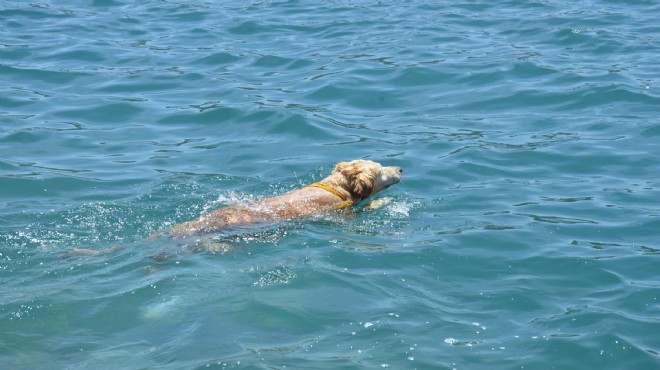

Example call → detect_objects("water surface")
1 1 659 369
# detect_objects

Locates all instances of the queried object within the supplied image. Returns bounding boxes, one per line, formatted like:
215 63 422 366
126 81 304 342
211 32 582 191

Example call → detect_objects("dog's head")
333 160 403 200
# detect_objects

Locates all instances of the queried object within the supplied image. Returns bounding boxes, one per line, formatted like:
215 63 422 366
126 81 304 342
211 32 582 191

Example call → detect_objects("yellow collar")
306 182 354 209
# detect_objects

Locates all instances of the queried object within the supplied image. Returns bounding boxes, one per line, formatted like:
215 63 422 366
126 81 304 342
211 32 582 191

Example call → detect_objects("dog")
62 160 402 258
167 160 403 237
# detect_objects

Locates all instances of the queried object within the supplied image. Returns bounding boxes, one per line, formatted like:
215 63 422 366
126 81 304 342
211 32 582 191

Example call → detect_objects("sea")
1 1 659 369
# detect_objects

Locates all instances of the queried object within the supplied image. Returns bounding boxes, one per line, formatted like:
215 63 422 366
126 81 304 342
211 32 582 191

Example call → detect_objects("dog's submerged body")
168 160 402 237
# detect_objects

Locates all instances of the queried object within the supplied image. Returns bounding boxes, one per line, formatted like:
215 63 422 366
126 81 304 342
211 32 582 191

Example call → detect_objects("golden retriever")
167 160 403 237
63 160 402 257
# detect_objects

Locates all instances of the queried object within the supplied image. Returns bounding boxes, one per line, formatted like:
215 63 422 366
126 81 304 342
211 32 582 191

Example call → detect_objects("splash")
252 266 297 287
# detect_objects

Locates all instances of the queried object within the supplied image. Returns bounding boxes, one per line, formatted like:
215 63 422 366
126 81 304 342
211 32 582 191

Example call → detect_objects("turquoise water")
1 0 659 368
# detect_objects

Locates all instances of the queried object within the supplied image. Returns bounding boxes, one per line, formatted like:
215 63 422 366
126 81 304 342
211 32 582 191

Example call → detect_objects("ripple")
227 20 272 35
0 64 88 85
192 52 241 66
53 102 143 123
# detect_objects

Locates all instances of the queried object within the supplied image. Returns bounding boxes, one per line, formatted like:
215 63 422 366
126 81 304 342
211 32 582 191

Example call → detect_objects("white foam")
444 337 459 345
253 266 297 287
386 200 412 217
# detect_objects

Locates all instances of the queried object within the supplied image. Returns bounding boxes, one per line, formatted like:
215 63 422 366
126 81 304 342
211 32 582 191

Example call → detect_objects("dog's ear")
350 171 374 199
334 161 375 199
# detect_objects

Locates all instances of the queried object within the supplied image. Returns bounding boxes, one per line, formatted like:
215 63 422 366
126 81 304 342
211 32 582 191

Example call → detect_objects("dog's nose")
398 167 403 174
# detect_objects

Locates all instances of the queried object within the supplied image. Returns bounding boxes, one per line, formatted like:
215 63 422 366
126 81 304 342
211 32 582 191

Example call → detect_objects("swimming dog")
168 159 403 237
